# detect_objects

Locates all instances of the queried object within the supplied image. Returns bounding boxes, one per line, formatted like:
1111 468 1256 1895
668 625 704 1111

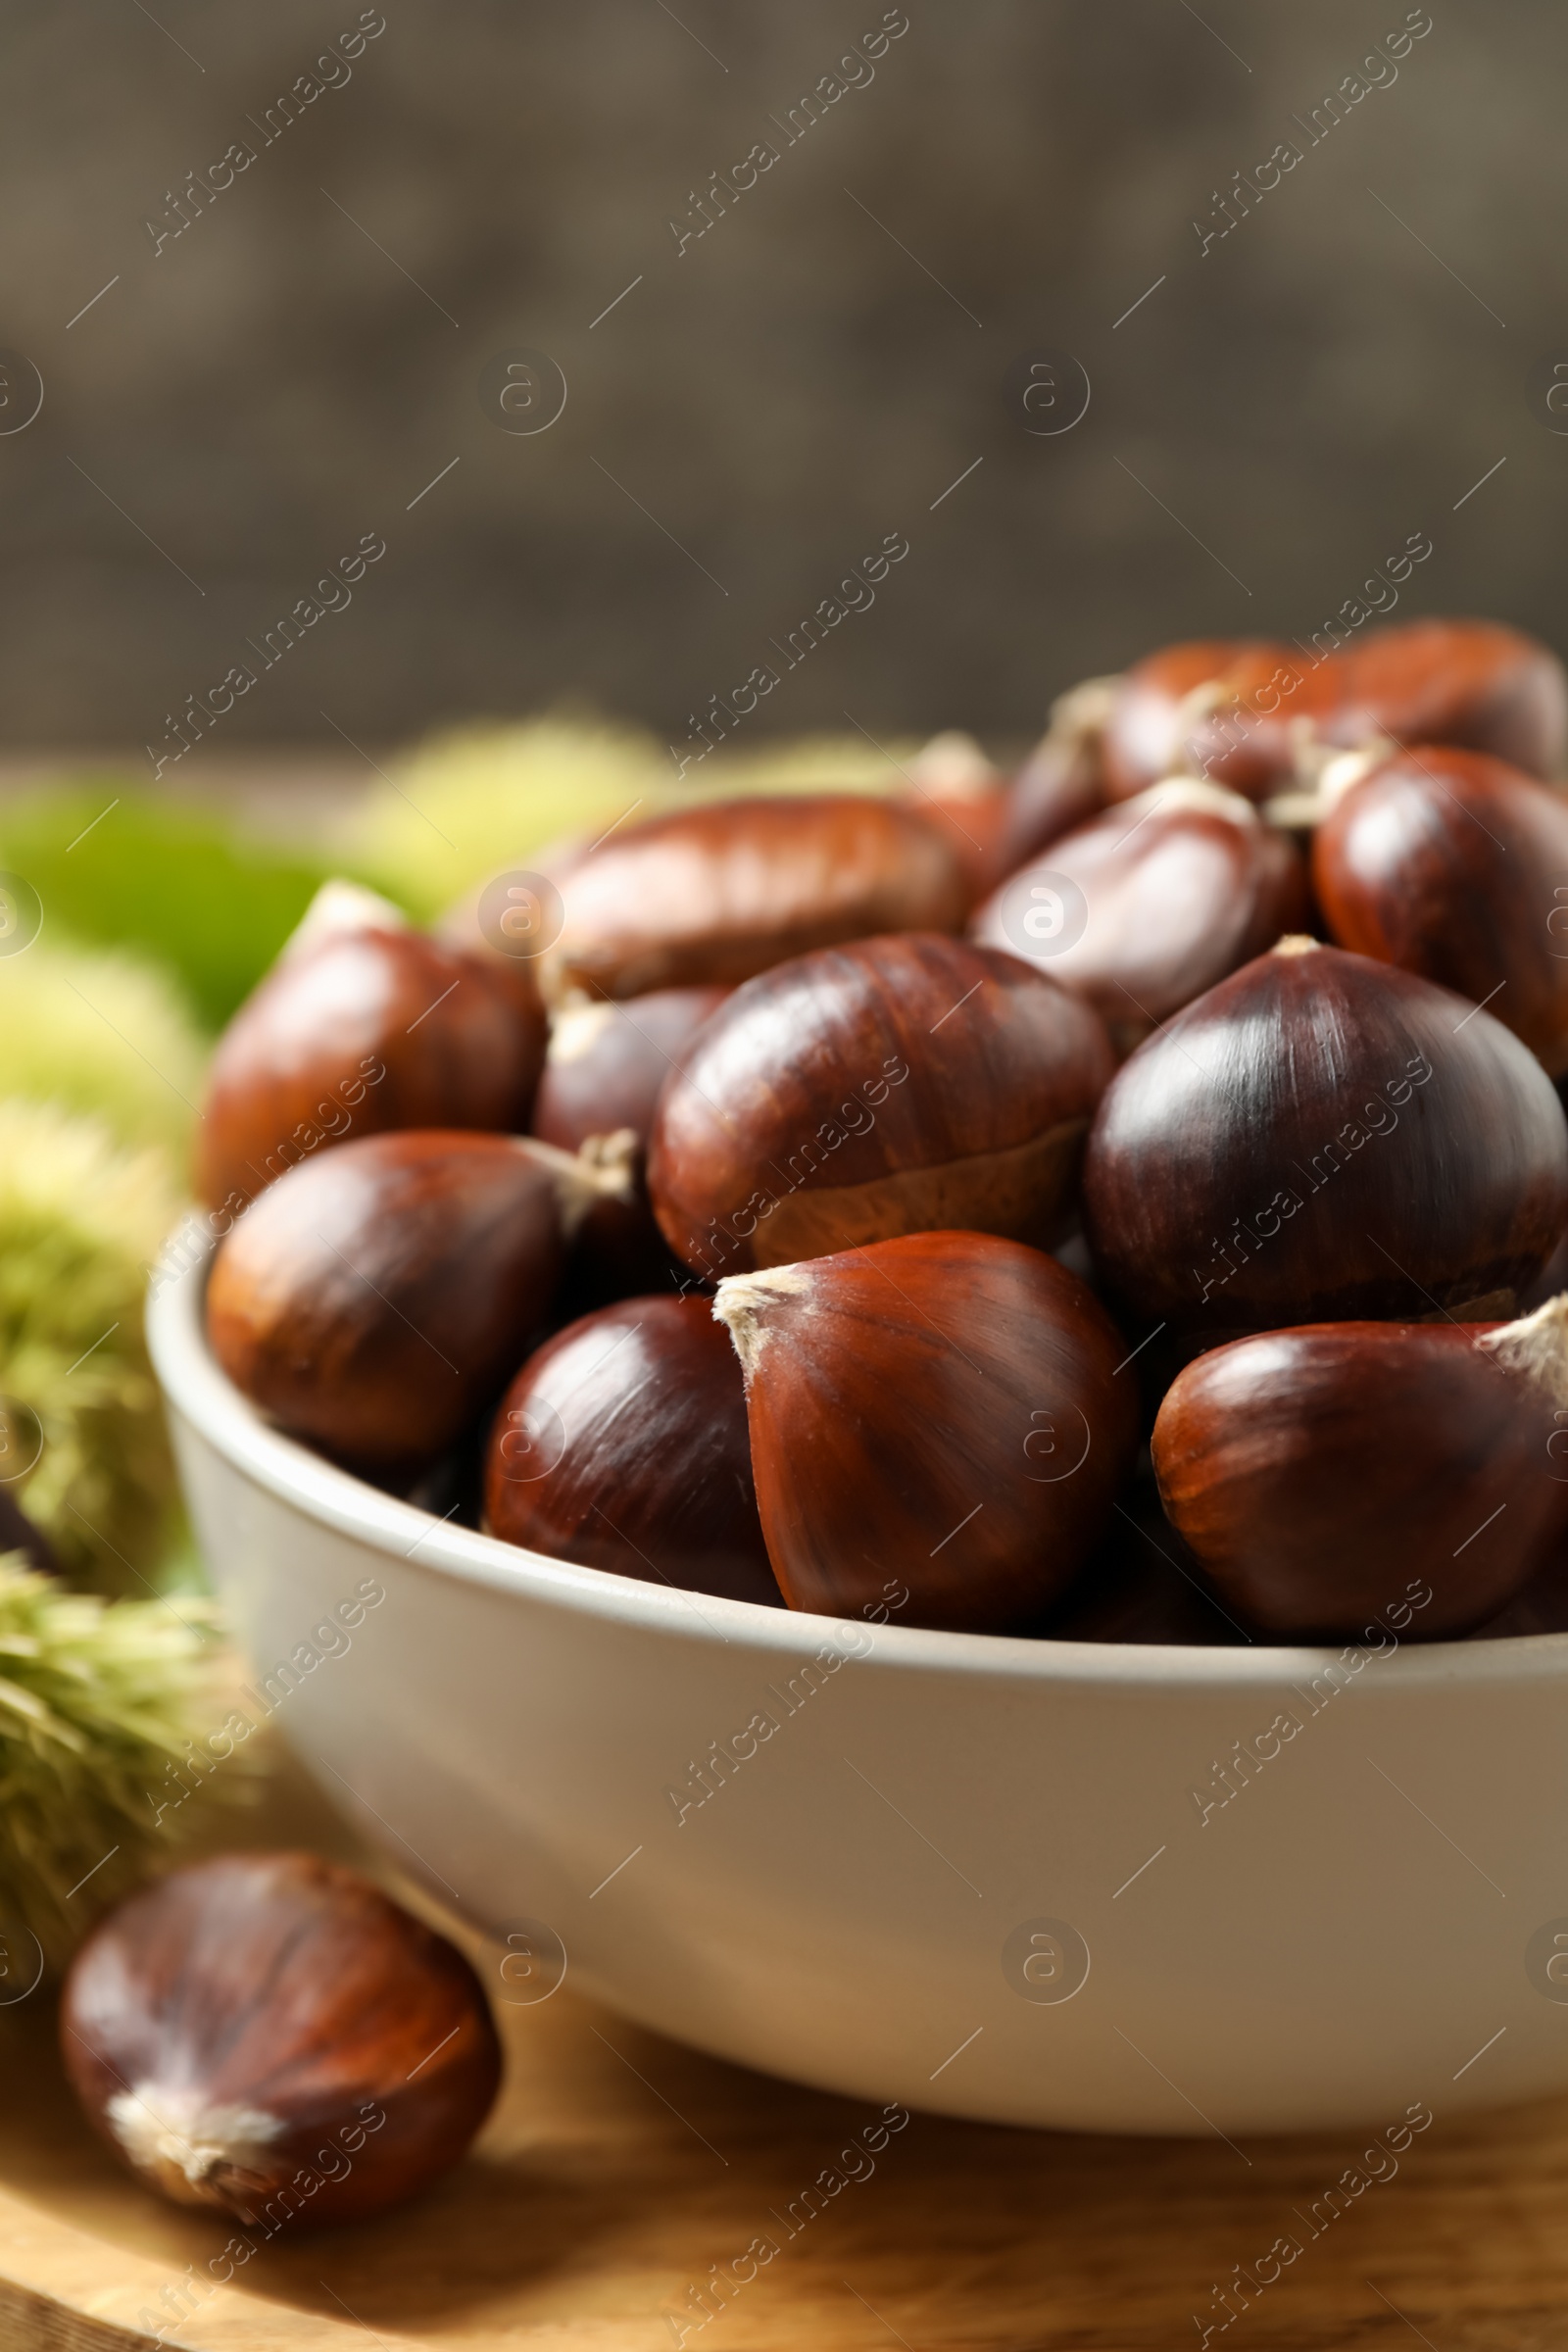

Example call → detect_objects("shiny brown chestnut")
1082 938 1568 1343
207 1130 629 1476
712 1230 1137 1631
539 793 969 1002
197 893 548 1213
532 987 729 1153
1152 1298 1568 1636
990 676 1115 880
1313 745 1568 1076
61 1851 500 2227
1041 1476 1245 1646
972 779 1309 1054
648 932 1115 1281
1101 619 1568 805
532 987 728 1304
485 1295 780 1605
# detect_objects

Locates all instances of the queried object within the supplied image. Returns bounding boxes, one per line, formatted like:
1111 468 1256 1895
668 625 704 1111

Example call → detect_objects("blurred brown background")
0 0 1562 761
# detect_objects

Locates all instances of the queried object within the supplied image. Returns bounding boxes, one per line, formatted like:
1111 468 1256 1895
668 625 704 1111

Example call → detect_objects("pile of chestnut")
201 614 1568 1645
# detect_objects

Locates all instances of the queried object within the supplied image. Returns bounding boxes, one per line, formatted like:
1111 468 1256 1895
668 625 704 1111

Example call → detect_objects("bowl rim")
146 1220 1568 1694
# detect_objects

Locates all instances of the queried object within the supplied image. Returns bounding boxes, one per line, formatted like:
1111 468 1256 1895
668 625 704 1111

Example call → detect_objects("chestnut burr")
206 1130 627 1476
1082 938 1568 1342
197 916 548 1213
1152 1298 1568 1636
712 1229 1138 1631
61 1852 501 2228
539 793 969 1002
647 932 1115 1281
971 779 1309 1054
1313 745 1568 1076
485 1295 780 1605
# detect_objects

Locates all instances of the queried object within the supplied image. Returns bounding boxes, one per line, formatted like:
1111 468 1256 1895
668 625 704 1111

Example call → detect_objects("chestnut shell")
648 932 1115 1279
207 1131 568 1475
485 1295 780 1605
1101 620 1568 804
197 927 548 1212
541 793 969 1002
971 782 1308 1054
1082 941 1568 1340
714 1230 1138 1632
1314 746 1568 1077
1152 1319 1568 1636
60 1852 501 2228
532 987 729 1153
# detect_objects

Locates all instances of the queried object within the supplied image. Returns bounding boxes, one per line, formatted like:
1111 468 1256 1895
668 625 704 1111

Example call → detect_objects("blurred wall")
0 0 1562 760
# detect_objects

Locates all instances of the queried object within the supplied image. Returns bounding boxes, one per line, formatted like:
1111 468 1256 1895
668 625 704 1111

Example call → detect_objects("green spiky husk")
0 1557 228 1968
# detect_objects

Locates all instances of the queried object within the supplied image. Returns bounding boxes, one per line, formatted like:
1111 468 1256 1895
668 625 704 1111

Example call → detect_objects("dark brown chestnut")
532 987 728 1306
485 1295 780 1606
540 793 969 1002
647 932 1115 1281
207 1130 629 1476
61 1851 500 2228
972 779 1309 1054
532 987 729 1153
1101 620 1568 805
1313 745 1568 1076
990 676 1114 879
1041 1475 1245 1646
1152 1298 1568 1636
197 892 548 1214
1082 937 1568 1343
712 1231 1138 1631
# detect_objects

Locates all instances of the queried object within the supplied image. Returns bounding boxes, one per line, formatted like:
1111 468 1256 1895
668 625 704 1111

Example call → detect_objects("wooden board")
6 1733 1568 2352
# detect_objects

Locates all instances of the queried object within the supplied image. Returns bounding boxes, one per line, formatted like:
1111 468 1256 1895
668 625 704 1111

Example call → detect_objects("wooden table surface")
5 1737 1568 2351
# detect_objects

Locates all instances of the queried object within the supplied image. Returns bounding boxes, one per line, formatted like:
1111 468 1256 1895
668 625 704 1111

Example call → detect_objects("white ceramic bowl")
149 1241 1568 2137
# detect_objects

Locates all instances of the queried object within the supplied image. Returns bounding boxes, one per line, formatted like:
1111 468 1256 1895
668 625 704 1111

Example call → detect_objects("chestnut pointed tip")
711 1264 814 1377
281 877 410 961
1270 933 1322 957
1477 1289 1568 1405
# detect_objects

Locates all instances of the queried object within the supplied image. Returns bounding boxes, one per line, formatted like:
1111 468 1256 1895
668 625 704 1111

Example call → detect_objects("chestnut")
1313 745 1568 1076
1041 1476 1245 1646
991 675 1115 878
540 793 969 1002
61 1851 500 2227
1082 937 1568 1342
485 1295 780 1605
532 987 728 1306
647 932 1115 1281
532 986 729 1154
712 1230 1137 1631
894 730 1015 902
1333 618 1567 783
1100 620 1568 805
1151 1298 1568 1636
207 1130 629 1476
198 899 548 1212
971 779 1309 1054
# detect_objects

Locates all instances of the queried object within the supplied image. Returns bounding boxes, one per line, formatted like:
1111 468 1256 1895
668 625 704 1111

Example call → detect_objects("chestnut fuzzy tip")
1476 1290 1568 1404
711 1265 814 1376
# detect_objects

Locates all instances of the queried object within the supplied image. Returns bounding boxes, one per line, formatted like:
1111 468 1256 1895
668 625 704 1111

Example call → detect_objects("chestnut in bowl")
648 932 1115 1280
971 779 1308 1054
713 1229 1137 1631
532 987 729 1154
485 1295 780 1606
206 1130 623 1477
539 793 969 1002
1313 745 1568 1076
1100 619 1568 805
1152 1299 1568 1637
1082 937 1568 1341
197 916 548 1214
